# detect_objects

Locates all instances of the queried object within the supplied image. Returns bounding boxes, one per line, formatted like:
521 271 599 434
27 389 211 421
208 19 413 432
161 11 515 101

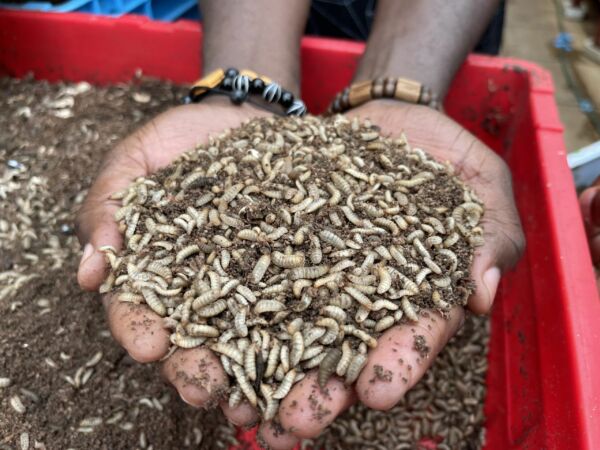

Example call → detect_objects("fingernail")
80 243 94 266
179 391 196 407
483 267 501 308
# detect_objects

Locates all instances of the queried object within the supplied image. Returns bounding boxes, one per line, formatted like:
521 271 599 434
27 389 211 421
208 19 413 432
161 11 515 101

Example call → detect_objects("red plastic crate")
1 10 599 450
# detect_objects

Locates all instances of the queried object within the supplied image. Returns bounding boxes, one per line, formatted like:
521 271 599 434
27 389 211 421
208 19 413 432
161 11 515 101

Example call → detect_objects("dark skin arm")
355 0 500 96
76 1 310 441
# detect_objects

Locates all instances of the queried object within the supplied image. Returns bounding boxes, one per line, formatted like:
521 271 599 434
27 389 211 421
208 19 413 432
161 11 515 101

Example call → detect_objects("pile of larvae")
100 115 484 420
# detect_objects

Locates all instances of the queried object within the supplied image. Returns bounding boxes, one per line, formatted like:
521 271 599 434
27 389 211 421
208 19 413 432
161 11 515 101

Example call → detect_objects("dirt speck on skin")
0 76 237 449
370 364 393 383
413 334 431 358
308 393 331 423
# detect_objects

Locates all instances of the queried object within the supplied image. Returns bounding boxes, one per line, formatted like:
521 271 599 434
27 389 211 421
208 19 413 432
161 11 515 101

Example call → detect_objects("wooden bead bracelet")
327 77 440 114
184 68 307 116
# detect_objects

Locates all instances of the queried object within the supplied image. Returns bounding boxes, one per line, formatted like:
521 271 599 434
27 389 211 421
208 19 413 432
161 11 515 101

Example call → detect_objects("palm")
347 101 523 313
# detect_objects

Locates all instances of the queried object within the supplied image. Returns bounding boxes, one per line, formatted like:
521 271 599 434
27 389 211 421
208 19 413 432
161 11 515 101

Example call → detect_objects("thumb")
467 202 525 314
76 149 147 291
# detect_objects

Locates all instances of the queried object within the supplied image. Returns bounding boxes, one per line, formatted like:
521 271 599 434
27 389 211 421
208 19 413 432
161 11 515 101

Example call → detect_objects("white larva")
306 198 328 213
343 286 374 310
289 196 313 213
315 318 340 345
401 298 419 322
301 345 324 361
279 344 291 373
232 364 257 406
336 341 353 376
170 333 205 349
233 310 248 337
192 288 221 310
330 172 353 196
20 432 29 450
376 266 392 294
293 226 309 245
210 343 244 365
303 352 327 369
372 299 399 311
220 279 240 296
303 327 327 346
322 305 347 323
438 248 458 272
228 387 243 409
413 238 431 259
264 340 281 378
267 226 288 241
349 283 377 295
272 251 305 269
244 345 257 381
347 274 376 285
329 249 357 259
423 257 442 274
432 290 450 309
443 232 460 247
340 206 366 227
374 316 395 332
415 268 432 285
272 369 296 399
373 218 399 235
330 260 356 273
286 318 304 334
309 235 322 265
186 323 220 338
236 285 257 304
319 229 346 249
141 288 166 316
289 265 329 280
344 325 377 348
196 299 227 317
10 394 26 414
345 354 368 385
251 254 271 284
254 300 285 314
0 377 12 388
212 235 232 247
237 229 259 241
293 279 312 297
289 331 304 368
432 276 452 288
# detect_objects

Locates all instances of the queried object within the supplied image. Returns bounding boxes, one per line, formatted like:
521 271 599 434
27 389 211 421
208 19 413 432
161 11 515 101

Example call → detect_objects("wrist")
202 61 299 97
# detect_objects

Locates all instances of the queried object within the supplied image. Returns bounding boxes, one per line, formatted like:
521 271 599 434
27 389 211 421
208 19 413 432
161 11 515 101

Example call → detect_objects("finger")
278 371 355 440
219 400 259 428
356 307 464 410
257 421 299 450
76 143 148 291
104 293 170 363
161 347 228 408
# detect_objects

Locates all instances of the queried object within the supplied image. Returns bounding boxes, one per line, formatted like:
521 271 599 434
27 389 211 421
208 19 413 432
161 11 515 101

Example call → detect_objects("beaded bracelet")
184 68 307 116
327 77 440 114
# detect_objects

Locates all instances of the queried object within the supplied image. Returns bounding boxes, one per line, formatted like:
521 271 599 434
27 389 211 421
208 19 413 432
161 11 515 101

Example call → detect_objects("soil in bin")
0 76 489 450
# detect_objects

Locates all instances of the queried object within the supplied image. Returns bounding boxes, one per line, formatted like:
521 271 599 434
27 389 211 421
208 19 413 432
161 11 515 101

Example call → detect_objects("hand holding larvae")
76 104 524 450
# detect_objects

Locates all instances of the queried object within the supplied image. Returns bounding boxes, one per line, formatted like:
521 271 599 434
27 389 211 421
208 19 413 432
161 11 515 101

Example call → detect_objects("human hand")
76 99 269 426
259 101 525 449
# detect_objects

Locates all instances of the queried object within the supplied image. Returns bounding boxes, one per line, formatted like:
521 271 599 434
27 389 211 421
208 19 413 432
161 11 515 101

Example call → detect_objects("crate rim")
0 9 599 449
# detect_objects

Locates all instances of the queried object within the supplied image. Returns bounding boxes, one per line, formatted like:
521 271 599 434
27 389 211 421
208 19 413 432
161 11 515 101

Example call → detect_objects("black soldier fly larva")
100 115 483 420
